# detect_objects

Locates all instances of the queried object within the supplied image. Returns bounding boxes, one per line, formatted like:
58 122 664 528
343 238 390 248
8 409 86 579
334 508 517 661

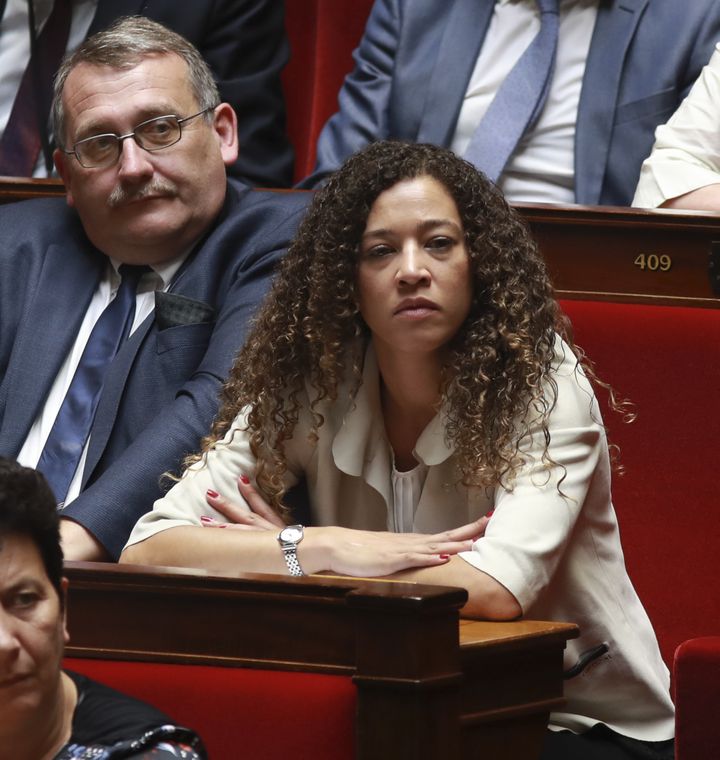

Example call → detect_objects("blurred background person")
300 0 720 207
634 44 720 211
0 0 293 185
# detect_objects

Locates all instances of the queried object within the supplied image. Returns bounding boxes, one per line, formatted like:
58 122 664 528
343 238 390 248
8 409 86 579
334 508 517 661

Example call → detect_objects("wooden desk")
519 202 720 307
65 562 577 759
0 175 64 203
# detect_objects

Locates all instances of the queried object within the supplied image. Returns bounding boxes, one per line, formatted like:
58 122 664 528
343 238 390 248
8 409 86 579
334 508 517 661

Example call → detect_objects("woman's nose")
396 246 431 286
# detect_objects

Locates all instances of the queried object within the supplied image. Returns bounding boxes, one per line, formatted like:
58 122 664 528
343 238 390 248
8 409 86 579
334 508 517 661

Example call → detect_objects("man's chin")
113 219 196 264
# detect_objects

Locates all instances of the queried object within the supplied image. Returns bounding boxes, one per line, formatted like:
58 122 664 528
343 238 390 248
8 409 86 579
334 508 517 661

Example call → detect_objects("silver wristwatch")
277 524 305 576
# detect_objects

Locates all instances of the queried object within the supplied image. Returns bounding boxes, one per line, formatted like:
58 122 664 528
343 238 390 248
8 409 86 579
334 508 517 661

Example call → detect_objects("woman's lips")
394 298 439 317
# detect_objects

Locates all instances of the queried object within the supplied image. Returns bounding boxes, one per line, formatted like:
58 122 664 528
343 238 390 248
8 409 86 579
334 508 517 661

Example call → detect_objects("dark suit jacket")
0 181 309 558
302 0 720 206
10 0 292 187
85 0 293 187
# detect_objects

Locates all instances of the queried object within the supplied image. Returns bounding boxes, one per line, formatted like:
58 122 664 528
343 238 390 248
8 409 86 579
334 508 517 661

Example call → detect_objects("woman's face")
357 175 473 360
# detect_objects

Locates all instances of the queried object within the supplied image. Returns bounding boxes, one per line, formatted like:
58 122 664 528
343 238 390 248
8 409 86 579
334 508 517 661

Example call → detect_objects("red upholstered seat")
63 658 356 760
562 301 720 755
673 637 720 760
283 0 374 182
561 300 720 667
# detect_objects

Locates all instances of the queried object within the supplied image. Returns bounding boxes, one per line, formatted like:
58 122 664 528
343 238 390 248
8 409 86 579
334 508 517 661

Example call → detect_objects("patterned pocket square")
154 291 216 330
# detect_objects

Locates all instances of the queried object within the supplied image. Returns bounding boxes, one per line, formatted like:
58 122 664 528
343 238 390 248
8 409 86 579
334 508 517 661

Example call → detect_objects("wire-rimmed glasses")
63 106 217 169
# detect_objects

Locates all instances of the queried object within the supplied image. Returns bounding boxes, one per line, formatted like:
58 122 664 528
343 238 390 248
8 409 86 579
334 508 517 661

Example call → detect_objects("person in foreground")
123 142 675 758
0 458 206 760
0 18 309 561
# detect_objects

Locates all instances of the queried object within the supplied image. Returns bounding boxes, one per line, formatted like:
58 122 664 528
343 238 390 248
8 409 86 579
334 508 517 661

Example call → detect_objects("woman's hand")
304 517 488 577
202 474 490 578
202 475 285 531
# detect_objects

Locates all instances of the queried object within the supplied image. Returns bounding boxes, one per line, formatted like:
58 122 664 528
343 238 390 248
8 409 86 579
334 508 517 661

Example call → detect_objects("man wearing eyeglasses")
0 17 310 561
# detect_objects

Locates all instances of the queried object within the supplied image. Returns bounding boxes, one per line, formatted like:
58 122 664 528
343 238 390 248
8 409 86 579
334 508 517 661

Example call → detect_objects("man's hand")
60 518 110 561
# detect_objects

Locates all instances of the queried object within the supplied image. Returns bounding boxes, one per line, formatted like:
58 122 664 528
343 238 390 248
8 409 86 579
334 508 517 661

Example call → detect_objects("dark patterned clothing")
54 671 206 760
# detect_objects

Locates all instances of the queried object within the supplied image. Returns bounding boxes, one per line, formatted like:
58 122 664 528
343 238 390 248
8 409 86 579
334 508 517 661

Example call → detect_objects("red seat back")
561 300 720 666
283 0 374 182
64 657 356 760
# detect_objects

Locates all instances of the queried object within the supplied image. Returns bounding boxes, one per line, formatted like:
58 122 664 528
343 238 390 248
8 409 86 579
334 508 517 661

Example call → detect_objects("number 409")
633 253 672 272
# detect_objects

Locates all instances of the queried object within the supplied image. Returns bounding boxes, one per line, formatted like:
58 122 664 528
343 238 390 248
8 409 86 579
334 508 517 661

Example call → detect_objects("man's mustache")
108 179 178 208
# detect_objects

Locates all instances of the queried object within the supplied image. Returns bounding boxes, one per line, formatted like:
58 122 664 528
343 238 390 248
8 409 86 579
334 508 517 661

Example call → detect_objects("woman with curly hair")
123 141 674 758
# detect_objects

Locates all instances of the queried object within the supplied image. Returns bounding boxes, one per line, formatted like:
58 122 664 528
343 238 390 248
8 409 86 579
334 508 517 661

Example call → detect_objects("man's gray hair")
52 16 220 148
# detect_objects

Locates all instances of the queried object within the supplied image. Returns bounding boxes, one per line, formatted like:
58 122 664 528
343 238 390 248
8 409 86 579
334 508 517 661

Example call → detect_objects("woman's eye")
427 236 453 250
365 245 394 258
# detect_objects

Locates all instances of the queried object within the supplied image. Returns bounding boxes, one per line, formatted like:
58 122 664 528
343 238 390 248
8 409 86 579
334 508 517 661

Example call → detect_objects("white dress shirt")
450 0 598 203
391 460 429 532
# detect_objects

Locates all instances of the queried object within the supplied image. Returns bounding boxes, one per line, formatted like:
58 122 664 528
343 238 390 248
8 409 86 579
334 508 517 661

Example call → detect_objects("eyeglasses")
63 107 217 169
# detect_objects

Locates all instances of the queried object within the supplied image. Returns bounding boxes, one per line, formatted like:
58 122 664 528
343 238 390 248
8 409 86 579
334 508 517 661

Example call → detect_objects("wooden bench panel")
521 203 720 307
64 562 577 760
0 176 64 203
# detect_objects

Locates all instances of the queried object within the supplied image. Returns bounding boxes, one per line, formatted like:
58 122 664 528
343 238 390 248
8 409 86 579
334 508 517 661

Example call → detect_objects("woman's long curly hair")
189 141 606 513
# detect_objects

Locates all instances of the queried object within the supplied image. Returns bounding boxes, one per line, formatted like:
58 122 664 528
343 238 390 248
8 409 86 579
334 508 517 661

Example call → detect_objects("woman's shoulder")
547 334 604 428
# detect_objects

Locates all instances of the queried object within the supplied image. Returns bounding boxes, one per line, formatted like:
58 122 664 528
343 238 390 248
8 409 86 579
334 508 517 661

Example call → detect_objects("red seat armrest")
674 637 720 760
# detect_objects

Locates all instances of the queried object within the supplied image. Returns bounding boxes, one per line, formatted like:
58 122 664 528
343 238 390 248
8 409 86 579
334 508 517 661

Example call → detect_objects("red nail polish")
485 509 495 518
206 489 219 498
200 515 214 523
239 474 250 485
439 553 450 560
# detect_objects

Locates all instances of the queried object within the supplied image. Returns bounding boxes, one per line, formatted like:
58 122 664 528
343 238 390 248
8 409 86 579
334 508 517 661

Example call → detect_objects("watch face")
280 525 303 544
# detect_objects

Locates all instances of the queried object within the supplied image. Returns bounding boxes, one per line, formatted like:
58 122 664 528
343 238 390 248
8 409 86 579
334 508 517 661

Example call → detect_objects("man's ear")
60 577 70 644
54 149 75 208
213 103 239 166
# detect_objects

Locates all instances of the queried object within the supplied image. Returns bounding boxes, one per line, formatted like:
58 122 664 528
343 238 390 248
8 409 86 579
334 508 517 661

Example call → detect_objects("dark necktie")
0 0 72 176
464 0 560 182
37 265 148 505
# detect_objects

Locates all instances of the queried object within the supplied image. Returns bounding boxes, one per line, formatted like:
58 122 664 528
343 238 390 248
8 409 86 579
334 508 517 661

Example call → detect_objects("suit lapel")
417 0 494 144
0 242 102 456
575 0 648 204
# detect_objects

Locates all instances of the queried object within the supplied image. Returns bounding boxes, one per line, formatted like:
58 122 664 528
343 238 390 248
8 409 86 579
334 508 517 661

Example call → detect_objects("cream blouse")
127 338 674 740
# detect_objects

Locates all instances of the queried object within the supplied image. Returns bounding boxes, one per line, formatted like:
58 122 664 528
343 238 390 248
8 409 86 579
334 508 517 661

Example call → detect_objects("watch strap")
281 545 304 576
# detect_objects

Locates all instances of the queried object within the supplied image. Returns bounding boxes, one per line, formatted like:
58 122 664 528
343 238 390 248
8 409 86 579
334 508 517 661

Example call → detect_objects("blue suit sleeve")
679 4 720 99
